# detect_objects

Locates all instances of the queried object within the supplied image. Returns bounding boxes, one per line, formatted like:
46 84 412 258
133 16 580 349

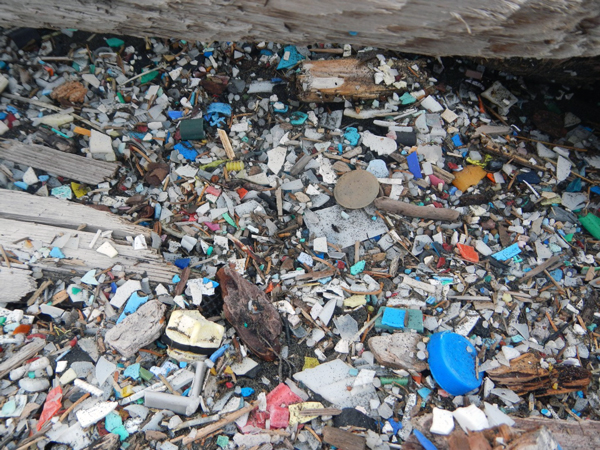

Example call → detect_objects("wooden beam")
0 189 148 240
0 0 597 59
0 140 118 185
0 265 37 303
0 217 178 284
322 426 366 450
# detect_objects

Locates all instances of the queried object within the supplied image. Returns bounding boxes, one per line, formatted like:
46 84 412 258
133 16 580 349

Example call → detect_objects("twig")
0 244 10 268
59 393 90 422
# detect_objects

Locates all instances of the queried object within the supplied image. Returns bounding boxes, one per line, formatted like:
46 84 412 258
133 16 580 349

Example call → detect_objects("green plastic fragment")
563 233 574 242
0 317 6 326
105 38 125 48
216 436 229 448
207 246 213 256
140 70 159 84
72 62 81 72
117 92 125 104
89 64 95 74
380 377 409 386
72 287 82 295
199 159 227 170
350 260 365 275
179 118 205 140
139 367 154 382
579 213 600 239
222 213 237 229
28 371 36 378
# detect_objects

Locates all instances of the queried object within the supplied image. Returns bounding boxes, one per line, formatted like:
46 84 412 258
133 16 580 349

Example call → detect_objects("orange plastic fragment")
452 165 487 192
73 126 92 137
456 243 479 263
236 187 248 200
13 324 32 335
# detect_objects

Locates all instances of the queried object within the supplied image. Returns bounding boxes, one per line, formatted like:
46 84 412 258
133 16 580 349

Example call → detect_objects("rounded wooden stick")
374 197 460 221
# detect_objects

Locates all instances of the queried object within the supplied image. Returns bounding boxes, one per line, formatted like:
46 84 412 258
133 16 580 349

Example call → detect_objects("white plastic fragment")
89 130 116 161
453 404 490 432
97 241 118 258
430 407 455 435
76 401 118 428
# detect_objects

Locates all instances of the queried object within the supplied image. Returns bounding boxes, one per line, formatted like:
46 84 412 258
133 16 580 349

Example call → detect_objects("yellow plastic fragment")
303 357 319 370
288 402 324 426
344 295 367 308
71 182 90 198
121 385 134 397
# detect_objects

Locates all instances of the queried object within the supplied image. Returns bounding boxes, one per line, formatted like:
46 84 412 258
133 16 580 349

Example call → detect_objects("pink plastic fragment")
428 174 445 187
205 186 222 198
247 383 302 429
204 221 221 231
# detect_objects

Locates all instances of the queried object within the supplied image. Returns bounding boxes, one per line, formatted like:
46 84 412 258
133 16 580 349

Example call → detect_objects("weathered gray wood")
0 265 36 303
322 426 366 450
0 218 179 284
0 189 148 239
0 338 45 379
0 0 598 59
0 141 118 186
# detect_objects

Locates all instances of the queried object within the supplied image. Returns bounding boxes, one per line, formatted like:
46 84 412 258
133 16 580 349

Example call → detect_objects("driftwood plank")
0 338 46 379
0 0 598 59
0 265 37 303
0 218 178 284
322 426 366 450
0 190 147 239
0 141 118 185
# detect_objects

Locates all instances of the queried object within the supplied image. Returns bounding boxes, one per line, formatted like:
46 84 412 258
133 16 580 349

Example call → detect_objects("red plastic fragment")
12 324 32 335
456 243 479 263
437 257 446 269
237 188 248 200
37 386 63 431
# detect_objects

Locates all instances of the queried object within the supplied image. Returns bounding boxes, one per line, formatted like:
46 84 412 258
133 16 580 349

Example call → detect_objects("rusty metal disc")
334 170 380 209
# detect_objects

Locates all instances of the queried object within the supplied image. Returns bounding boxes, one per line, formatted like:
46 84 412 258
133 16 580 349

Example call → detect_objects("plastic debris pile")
1 27 600 450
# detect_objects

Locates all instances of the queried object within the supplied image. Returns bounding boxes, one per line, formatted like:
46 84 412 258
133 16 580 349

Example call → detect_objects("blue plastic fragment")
168 111 183 120
387 418 403 434
566 177 582 192
174 258 190 269
273 103 288 113
349 31 358 36
49 247 65 259
14 181 28 190
123 363 141 380
492 243 521 261
0 112 6 120
205 102 232 127
451 135 463 147
38 175 49 182
172 274 181 283
240 387 255 397
549 269 563 282
105 412 123 432
417 387 432 402
0 61 6 69
381 308 406 329
277 46 305 70
413 430 438 450
407 151 422 179
209 344 230 363
517 171 541 184
427 331 482 396
117 292 149 324
174 142 198 161
591 186 600 196
6 106 19 114
344 127 360 146
154 203 162 220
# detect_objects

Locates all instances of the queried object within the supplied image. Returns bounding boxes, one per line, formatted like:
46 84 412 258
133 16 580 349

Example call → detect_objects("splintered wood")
0 190 179 284
297 58 428 102
0 140 118 185
487 353 591 396
217 128 235 160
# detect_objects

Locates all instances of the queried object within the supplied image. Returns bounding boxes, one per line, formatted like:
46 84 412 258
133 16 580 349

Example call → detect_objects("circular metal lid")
334 170 380 209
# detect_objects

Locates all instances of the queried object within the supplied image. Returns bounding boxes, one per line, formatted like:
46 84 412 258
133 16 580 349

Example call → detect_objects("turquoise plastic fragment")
343 127 360 146
49 247 65 259
375 307 423 333
350 260 365 275
290 111 308 126
105 38 125 48
492 243 521 261
400 92 417 105
277 46 305 70
123 363 141 380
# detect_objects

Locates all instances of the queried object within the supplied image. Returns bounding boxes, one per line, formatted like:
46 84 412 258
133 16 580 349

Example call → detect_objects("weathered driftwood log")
374 197 460 221
0 0 598 59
